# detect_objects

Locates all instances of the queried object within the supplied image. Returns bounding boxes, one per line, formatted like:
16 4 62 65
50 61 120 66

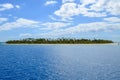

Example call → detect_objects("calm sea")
0 43 120 80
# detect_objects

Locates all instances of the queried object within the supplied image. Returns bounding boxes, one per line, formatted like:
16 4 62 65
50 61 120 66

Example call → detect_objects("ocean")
0 43 120 80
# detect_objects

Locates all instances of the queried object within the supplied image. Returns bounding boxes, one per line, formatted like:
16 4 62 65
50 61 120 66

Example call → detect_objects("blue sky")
0 0 120 42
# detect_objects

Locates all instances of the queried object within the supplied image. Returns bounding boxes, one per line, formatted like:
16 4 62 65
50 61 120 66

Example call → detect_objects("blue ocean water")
0 44 120 80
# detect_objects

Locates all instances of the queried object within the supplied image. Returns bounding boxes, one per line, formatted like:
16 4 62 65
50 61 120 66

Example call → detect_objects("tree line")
6 38 113 44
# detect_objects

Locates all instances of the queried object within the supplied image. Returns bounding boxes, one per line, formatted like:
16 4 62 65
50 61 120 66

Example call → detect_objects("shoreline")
3 43 118 46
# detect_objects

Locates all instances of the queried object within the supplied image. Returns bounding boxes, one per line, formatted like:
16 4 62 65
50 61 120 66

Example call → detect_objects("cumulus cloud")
105 0 120 15
0 17 70 31
0 18 39 31
54 2 106 20
0 3 20 11
0 3 14 11
54 0 120 20
54 3 79 20
45 0 57 6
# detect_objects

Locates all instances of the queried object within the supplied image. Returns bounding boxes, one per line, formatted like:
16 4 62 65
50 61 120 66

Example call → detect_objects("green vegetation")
6 38 113 44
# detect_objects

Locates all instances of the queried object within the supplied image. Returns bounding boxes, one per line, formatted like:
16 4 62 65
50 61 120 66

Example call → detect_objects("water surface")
0 44 120 80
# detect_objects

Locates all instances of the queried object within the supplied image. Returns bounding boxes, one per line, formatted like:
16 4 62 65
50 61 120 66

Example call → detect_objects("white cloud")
45 0 57 6
54 3 80 20
64 22 110 33
38 21 120 37
83 12 106 17
15 5 20 9
49 15 73 22
80 0 96 5
0 18 70 31
89 0 106 12
54 2 106 20
20 33 32 37
0 18 8 23
0 3 20 11
0 3 14 11
105 0 120 15
104 17 120 23
72 22 120 32
41 22 70 30
0 18 39 31
54 0 120 20
62 0 75 3
88 0 120 16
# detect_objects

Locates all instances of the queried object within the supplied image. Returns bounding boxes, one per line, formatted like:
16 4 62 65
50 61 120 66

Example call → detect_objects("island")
6 38 113 44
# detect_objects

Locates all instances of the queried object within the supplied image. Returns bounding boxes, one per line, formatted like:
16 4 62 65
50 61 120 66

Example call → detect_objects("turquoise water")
0 44 120 80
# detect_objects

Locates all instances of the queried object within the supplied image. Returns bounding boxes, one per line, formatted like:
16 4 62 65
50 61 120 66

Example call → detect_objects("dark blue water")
0 44 120 80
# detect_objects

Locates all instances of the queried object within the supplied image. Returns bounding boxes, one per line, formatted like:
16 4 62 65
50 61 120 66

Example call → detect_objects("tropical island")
6 38 113 44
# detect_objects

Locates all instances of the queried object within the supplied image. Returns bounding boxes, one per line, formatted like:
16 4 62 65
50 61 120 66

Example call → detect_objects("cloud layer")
0 18 39 31
54 0 120 20
0 0 120 41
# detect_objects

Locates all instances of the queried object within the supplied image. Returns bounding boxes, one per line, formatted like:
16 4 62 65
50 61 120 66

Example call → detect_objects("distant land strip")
6 38 113 44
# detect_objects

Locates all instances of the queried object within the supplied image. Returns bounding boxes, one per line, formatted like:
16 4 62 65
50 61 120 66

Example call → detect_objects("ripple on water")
0 44 120 80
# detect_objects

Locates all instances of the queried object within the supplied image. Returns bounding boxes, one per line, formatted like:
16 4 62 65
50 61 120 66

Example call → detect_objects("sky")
0 0 120 42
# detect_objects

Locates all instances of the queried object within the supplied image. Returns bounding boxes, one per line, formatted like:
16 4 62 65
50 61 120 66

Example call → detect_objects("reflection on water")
0 44 120 80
